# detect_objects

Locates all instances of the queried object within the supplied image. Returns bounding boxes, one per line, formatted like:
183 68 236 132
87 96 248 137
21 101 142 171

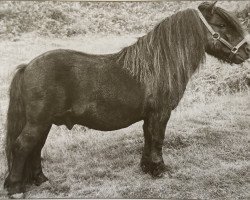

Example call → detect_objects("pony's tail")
5 64 27 172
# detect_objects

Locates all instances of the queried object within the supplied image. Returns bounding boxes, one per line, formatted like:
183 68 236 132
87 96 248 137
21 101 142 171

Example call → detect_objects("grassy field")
0 1 249 39
0 33 249 199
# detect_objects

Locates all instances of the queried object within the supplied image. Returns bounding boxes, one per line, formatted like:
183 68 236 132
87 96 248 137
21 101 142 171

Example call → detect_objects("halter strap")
232 38 247 53
197 9 246 61
197 10 217 37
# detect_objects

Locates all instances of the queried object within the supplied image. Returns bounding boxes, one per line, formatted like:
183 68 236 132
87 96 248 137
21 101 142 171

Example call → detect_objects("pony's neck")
117 9 207 98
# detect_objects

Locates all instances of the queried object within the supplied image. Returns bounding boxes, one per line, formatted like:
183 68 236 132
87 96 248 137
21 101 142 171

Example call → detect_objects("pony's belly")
73 102 143 131
76 116 141 131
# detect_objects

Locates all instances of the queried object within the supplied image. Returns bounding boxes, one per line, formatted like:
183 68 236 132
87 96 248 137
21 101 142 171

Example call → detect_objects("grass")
2 98 249 198
0 33 249 199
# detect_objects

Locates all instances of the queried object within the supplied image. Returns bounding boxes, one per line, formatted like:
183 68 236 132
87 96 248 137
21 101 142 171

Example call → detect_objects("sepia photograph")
0 0 249 199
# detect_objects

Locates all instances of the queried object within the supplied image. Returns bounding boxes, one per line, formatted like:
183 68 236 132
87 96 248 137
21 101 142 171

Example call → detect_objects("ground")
0 34 249 199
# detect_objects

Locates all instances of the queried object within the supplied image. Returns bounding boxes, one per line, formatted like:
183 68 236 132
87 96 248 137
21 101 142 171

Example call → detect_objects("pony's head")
198 1 250 64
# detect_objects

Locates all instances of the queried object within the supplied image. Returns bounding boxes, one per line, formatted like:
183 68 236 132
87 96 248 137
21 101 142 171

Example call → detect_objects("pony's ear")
198 1 217 15
207 1 217 14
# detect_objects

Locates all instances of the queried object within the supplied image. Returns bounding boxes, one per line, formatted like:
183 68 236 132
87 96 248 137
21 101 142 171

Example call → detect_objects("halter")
197 9 246 62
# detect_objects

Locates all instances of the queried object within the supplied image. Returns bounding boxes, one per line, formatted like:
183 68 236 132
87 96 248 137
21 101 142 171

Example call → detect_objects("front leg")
141 111 171 177
140 119 152 174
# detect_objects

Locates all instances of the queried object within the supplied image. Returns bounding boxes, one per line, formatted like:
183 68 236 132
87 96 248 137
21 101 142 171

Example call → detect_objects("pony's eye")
219 24 226 28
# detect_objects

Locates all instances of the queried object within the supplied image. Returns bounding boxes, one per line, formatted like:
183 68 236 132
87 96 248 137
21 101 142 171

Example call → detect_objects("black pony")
4 2 250 197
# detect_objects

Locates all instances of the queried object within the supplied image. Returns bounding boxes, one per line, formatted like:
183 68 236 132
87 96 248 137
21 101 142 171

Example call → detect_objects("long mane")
117 9 207 99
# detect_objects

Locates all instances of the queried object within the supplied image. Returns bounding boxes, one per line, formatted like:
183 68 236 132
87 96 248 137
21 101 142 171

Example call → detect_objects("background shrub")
0 1 249 38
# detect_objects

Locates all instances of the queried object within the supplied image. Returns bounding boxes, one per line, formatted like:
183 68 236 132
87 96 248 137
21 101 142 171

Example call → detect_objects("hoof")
10 193 25 199
6 184 25 197
140 160 151 174
25 172 49 186
140 157 169 178
150 162 167 178
34 173 48 186
4 176 25 195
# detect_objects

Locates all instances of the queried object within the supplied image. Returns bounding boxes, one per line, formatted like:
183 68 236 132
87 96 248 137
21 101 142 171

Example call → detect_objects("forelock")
215 7 244 36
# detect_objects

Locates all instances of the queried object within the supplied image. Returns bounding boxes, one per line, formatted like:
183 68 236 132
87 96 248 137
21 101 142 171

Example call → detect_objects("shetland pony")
4 2 250 196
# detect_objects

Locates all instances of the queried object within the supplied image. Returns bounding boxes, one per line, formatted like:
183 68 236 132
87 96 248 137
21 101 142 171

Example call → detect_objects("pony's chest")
169 85 187 110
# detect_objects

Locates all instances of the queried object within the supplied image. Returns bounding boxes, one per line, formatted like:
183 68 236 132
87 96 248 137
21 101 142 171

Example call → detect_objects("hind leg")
25 125 51 186
4 122 51 195
30 149 48 186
